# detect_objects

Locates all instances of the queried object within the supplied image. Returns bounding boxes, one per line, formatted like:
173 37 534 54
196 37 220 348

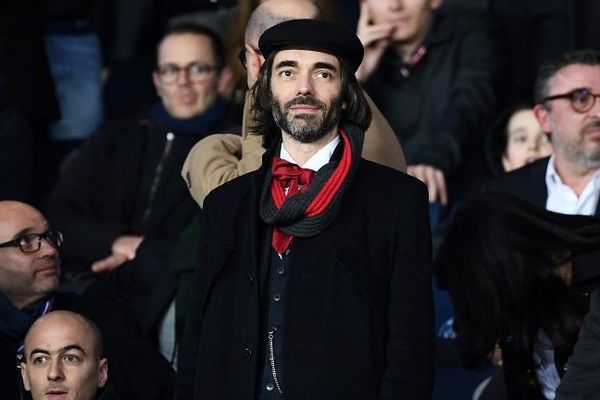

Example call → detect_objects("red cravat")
270 157 315 254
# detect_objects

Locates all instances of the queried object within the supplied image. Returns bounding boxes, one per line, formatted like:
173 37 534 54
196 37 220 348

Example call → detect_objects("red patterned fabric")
270 157 315 253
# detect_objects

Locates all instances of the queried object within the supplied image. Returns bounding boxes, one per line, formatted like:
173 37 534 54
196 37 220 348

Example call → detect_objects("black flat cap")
258 19 364 73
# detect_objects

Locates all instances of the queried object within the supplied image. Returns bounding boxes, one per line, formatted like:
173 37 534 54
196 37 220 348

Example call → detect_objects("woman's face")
502 109 553 172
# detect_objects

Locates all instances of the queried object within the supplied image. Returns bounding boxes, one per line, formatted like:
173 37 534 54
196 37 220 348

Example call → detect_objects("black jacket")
45 110 239 276
486 158 600 398
176 135 434 400
365 11 506 189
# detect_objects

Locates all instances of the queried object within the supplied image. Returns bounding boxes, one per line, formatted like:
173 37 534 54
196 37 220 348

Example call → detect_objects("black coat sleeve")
44 120 136 266
379 180 434 399
555 290 600 400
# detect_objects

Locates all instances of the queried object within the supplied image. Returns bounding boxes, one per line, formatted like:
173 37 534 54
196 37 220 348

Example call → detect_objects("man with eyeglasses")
0 200 74 399
0 200 177 399
44 22 241 283
486 49 600 399
489 49 600 217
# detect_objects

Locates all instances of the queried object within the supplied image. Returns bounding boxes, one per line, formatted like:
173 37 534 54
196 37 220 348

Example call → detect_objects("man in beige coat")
181 0 406 207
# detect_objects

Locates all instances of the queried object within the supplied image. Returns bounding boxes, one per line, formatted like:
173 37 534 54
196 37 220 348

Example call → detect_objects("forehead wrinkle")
12 222 50 240
28 344 85 361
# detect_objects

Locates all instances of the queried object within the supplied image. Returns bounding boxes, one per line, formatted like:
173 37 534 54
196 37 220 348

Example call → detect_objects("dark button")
248 274 255 286
266 383 275 391
243 348 253 359
277 267 285 275
273 293 281 302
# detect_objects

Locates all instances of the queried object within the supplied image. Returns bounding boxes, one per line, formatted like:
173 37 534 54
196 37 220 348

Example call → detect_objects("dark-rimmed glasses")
543 87 600 113
155 62 221 84
0 230 63 253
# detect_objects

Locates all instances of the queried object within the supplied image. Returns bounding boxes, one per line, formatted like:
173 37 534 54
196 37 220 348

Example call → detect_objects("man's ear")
534 104 552 134
217 65 234 97
152 72 162 96
97 358 108 388
246 44 264 88
20 363 31 391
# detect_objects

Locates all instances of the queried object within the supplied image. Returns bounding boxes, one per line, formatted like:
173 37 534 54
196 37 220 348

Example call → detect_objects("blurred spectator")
43 0 104 143
485 104 552 176
36 1 105 207
357 0 506 215
436 192 600 399
44 23 240 286
487 49 600 218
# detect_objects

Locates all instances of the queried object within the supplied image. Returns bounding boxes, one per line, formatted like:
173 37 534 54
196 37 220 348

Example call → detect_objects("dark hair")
534 49 600 106
249 50 371 145
157 23 226 69
435 192 600 368
485 103 533 176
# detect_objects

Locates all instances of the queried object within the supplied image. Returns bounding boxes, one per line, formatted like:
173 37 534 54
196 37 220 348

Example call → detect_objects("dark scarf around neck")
0 291 54 343
148 97 228 136
259 124 364 238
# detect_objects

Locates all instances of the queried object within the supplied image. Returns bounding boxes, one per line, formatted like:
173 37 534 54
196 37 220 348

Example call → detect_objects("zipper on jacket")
268 327 283 394
141 132 174 222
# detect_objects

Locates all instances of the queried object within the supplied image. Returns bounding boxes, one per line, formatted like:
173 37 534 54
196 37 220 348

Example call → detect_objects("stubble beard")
271 95 343 143
552 117 600 172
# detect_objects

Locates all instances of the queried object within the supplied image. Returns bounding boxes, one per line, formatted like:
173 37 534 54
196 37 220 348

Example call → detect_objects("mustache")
284 96 326 110
583 118 600 134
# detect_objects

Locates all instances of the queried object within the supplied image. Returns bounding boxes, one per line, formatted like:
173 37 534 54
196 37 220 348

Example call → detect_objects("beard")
271 95 343 143
552 117 600 170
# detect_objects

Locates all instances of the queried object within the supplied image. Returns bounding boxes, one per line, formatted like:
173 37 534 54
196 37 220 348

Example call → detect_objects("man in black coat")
357 0 505 209
176 19 434 400
44 22 240 284
486 49 600 398
0 201 173 400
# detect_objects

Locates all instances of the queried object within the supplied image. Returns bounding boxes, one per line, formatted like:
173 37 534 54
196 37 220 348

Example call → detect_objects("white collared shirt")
280 135 340 172
545 155 600 216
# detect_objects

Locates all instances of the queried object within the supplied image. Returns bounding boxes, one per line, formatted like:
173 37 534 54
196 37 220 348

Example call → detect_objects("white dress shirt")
280 135 340 172
545 155 600 216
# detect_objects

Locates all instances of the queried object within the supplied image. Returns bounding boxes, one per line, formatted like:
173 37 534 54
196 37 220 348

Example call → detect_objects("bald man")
20 311 108 400
181 0 406 207
0 201 173 400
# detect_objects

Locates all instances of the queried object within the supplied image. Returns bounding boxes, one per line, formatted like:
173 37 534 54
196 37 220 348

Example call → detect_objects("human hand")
490 343 503 366
355 0 395 82
407 164 448 205
111 235 144 260
91 252 129 273
90 235 144 273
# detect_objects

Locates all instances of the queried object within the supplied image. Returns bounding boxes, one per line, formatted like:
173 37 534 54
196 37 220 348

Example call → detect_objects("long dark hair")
249 50 371 146
435 192 600 368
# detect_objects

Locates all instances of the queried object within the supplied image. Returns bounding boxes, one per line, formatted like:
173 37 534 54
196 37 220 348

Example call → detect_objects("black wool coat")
176 144 434 400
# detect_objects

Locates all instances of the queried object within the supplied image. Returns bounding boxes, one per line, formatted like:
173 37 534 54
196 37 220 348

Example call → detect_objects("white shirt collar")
280 135 340 172
545 154 600 215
